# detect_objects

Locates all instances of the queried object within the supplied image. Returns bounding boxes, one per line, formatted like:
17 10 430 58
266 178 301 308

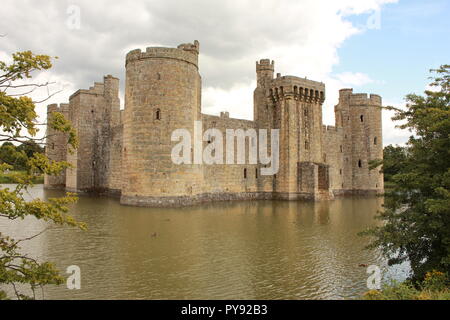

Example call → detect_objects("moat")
1 185 409 299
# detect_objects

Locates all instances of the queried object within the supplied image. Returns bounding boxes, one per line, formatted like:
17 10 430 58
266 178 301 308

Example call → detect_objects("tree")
16 140 44 159
0 142 26 171
0 51 84 299
361 65 450 282
0 141 44 171
381 144 408 186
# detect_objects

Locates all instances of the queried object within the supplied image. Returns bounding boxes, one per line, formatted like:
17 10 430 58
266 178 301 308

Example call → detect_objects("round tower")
121 41 204 206
341 91 383 193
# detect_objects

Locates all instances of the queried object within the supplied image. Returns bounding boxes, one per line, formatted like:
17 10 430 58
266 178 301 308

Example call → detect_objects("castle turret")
336 89 383 193
44 103 69 189
256 59 274 87
121 41 204 206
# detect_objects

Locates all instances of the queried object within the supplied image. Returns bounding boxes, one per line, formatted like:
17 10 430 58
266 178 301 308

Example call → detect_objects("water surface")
0 185 408 299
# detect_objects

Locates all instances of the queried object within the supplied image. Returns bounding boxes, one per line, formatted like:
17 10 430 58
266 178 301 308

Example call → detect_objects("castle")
45 40 383 207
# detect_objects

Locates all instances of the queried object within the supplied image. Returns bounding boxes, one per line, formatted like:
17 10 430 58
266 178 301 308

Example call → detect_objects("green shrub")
362 271 450 300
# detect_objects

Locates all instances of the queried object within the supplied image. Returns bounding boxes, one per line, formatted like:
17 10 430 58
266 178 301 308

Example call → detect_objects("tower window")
339 169 342 175
51 143 55 150
244 168 247 179
358 159 362 168
305 141 309 150
156 73 161 80
255 168 258 179
360 115 364 122
374 137 377 145
340 145 343 152
156 109 161 120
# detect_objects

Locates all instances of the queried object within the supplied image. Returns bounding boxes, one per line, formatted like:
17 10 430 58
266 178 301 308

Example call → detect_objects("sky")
0 0 448 146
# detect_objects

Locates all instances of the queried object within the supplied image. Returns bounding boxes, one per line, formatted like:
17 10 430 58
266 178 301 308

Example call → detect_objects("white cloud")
334 72 374 87
381 100 412 146
0 0 401 141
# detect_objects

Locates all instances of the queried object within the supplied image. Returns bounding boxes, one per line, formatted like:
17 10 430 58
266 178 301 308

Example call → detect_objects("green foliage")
0 141 44 171
363 271 450 300
360 65 450 282
0 51 83 300
0 171 43 184
17 141 44 159
47 111 78 152
381 145 408 185
0 143 27 170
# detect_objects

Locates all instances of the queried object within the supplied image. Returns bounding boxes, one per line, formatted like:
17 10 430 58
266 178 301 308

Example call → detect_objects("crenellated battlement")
177 40 200 54
220 111 230 118
267 77 325 103
125 41 200 68
256 59 274 72
69 75 119 100
338 88 382 106
47 103 69 114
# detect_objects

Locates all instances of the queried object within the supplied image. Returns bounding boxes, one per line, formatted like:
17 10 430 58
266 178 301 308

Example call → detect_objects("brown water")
0 185 409 300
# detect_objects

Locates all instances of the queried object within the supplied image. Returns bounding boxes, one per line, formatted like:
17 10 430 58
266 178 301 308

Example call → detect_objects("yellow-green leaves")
0 50 82 300
48 111 78 150
0 51 53 81
0 93 38 137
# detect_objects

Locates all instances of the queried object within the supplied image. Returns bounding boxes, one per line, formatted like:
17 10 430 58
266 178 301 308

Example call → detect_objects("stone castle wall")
201 112 259 197
44 41 384 207
322 125 345 193
44 103 69 189
64 75 121 193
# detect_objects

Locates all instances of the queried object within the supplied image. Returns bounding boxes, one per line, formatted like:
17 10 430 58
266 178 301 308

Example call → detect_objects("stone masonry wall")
45 41 383 207
120 41 205 207
201 112 259 196
44 103 69 189
65 75 121 193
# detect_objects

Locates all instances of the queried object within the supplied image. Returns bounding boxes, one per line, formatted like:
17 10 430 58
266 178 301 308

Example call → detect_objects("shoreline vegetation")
0 170 43 184
359 65 450 300
362 271 449 300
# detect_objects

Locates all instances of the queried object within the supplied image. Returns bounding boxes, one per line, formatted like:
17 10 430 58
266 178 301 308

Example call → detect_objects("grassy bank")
362 271 450 300
0 170 44 184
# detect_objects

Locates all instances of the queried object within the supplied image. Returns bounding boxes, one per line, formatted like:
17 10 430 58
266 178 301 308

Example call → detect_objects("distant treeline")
0 141 44 171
